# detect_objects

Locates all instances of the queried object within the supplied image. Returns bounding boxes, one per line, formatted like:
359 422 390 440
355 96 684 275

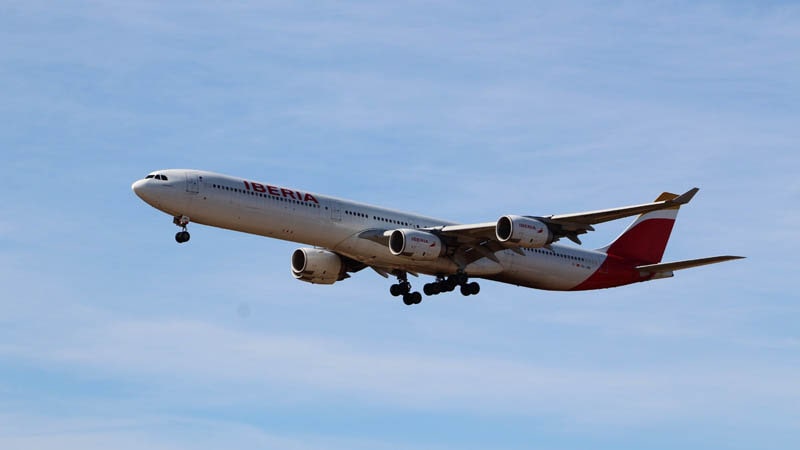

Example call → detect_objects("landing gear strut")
389 272 422 305
173 215 191 244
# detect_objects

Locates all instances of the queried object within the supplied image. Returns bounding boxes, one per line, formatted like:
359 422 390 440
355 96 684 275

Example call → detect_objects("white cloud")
0 414 432 450
3 317 798 427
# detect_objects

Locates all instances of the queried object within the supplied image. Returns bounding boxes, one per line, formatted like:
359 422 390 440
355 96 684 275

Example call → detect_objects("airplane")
132 169 743 305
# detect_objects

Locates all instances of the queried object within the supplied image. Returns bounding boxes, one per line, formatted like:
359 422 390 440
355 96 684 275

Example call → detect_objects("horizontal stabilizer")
636 255 744 275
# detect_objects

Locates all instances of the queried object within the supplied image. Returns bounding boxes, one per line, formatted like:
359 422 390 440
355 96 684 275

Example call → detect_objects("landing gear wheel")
403 292 422 305
173 215 191 244
460 282 480 296
390 276 411 298
423 283 441 296
390 282 410 297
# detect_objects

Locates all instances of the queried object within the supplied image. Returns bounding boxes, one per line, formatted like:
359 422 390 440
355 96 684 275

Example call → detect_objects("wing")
429 188 699 266
437 187 699 244
539 188 698 243
357 188 699 268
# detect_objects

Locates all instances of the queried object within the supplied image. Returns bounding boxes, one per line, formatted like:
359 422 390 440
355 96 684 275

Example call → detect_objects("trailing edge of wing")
636 255 744 275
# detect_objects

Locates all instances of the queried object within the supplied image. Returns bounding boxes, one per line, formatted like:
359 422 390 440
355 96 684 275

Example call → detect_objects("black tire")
423 284 435 296
175 232 183 243
402 294 414 305
469 282 480 295
390 284 403 297
460 284 471 296
414 292 423 304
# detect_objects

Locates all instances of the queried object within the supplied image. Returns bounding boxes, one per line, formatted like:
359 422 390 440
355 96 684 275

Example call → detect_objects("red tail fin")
601 192 681 264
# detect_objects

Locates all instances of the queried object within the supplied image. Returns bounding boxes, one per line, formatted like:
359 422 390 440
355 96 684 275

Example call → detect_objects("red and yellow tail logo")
604 192 681 264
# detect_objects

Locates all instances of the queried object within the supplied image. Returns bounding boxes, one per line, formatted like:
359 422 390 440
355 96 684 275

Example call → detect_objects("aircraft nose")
132 179 143 194
131 179 150 200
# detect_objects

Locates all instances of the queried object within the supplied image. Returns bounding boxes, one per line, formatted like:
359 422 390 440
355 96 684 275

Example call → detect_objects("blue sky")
1 1 798 449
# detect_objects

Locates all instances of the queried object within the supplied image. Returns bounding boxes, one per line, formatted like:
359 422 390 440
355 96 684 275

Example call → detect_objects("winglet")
672 187 699 205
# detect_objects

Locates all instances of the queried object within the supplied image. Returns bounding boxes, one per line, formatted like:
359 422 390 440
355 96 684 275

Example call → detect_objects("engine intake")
389 229 445 261
496 215 553 248
291 248 346 284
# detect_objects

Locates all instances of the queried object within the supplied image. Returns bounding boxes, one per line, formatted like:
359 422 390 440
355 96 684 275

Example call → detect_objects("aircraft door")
330 201 342 222
186 172 199 194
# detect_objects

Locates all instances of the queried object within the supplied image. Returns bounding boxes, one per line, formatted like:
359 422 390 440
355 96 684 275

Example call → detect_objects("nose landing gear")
173 215 191 244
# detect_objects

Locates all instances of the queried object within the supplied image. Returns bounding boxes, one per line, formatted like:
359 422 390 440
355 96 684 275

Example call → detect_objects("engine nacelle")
291 248 345 284
496 215 553 248
389 229 445 261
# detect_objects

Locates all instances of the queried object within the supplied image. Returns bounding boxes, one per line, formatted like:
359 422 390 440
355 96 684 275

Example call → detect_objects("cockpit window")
160 175 168 181
145 174 154 179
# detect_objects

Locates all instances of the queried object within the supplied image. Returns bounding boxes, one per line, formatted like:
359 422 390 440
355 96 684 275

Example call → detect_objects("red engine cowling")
291 248 346 284
496 215 553 248
389 229 445 261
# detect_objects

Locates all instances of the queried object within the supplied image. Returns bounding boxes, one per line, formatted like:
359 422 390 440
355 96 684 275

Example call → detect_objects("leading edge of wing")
545 187 699 230
434 188 699 246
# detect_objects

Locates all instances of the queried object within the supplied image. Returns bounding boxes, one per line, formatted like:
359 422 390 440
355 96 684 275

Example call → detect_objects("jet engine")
389 229 445 261
291 248 346 284
496 215 554 248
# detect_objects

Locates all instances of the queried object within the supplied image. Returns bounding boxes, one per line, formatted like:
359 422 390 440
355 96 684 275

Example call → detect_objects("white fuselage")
132 169 611 291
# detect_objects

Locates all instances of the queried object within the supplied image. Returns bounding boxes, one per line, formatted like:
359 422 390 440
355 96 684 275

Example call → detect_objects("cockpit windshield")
145 173 168 181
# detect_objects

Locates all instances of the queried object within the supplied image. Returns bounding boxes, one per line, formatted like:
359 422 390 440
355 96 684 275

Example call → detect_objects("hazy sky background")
1 1 798 449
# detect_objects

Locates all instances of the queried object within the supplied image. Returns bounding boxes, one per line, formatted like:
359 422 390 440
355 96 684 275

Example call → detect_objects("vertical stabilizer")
600 192 681 264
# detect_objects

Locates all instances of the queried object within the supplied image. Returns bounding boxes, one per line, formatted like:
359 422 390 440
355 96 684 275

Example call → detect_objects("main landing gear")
389 273 422 305
423 272 480 297
173 215 191 243
391 271 481 306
